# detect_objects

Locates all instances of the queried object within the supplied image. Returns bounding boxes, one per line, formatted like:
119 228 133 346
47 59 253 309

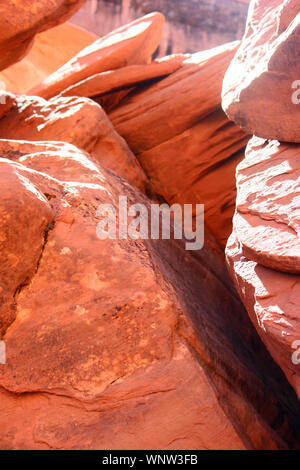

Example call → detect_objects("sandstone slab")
28 13 165 99
0 0 86 71
226 232 300 400
234 137 300 273
222 0 300 142
0 23 98 95
109 43 249 247
59 55 186 99
0 139 299 449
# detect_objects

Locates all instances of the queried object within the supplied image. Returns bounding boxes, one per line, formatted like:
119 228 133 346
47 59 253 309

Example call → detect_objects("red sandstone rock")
222 0 300 142
28 13 165 99
0 140 299 449
0 0 86 71
0 92 16 120
0 95 148 193
226 232 300 400
0 24 98 95
109 43 249 247
233 137 300 273
58 55 187 99
0 159 53 336
110 42 240 152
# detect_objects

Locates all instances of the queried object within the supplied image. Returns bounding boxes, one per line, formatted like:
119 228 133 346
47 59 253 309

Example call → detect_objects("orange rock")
28 13 165 99
109 43 249 247
110 42 240 152
0 95 148 193
0 0 86 71
0 159 53 336
0 23 98 95
222 0 300 142
226 232 300 401
138 110 248 247
58 55 187 98
0 92 16 120
0 139 299 449
233 137 300 273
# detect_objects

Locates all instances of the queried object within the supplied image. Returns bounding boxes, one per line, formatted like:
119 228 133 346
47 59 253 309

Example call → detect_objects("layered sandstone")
0 94 148 193
109 42 249 246
0 23 98 95
71 0 250 55
28 12 165 99
0 1 299 452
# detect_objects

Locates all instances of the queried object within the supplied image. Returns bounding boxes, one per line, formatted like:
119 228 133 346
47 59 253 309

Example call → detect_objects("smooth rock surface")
233 137 300 273
28 12 165 99
0 23 98 95
222 0 300 142
0 0 86 71
0 95 148 193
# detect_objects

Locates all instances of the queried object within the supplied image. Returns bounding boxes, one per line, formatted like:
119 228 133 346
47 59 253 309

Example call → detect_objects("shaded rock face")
71 0 250 56
222 0 300 142
0 0 87 71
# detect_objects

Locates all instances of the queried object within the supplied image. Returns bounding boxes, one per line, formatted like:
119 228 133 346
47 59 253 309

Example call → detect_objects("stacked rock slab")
109 42 249 247
0 5 299 450
222 0 300 400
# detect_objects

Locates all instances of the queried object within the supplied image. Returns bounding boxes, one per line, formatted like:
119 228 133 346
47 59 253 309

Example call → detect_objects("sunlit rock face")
70 0 250 56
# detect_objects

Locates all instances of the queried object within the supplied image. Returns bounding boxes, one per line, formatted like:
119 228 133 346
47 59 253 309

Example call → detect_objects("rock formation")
0 0 86 71
0 0 299 451
0 23 98 94
71 0 250 56
222 1 300 407
222 0 300 142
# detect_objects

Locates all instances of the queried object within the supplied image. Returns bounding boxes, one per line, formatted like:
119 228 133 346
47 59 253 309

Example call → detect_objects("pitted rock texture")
0 139 300 450
222 0 300 142
0 0 87 71
29 12 165 99
233 137 300 274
